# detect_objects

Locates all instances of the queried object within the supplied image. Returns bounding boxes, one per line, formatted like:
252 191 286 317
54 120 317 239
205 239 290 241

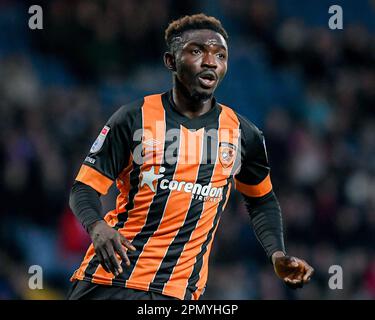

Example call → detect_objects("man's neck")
172 87 214 120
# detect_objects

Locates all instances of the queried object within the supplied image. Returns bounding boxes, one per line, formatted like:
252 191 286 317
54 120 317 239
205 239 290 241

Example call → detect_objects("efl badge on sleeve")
219 142 236 168
90 125 110 153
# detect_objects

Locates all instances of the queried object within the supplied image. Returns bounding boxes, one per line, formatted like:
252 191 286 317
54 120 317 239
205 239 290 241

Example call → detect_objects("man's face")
172 29 228 100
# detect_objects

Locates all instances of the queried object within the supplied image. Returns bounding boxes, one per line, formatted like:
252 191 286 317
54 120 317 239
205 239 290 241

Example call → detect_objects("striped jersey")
71 91 273 300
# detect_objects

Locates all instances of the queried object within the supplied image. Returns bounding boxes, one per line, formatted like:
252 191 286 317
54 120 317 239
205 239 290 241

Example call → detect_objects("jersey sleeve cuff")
75 164 113 195
234 173 272 197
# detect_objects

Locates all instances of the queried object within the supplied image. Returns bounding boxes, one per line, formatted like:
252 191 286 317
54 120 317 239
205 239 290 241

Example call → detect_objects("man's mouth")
197 71 217 89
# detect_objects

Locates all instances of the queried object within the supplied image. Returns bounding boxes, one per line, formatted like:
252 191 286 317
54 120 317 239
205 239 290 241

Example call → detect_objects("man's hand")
272 251 314 289
88 220 136 276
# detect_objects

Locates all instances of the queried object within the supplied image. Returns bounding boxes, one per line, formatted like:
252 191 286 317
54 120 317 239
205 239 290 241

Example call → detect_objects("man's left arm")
243 191 284 261
234 115 314 289
243 190 314 288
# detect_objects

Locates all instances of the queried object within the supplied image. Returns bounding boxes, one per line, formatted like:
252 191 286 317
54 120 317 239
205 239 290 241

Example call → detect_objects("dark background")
0 0 374 299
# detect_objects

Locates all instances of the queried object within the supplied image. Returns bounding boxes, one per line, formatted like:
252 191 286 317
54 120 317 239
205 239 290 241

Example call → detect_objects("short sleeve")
75 104 136 195
234 115 273 198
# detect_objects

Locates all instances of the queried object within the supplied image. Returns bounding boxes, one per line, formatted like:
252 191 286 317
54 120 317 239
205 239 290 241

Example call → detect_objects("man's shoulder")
112 92 165 123
236 112 261 136
111 97 144 123
218 102 261 137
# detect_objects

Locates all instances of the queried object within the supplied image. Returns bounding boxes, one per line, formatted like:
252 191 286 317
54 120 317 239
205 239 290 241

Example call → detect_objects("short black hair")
165 13 229 52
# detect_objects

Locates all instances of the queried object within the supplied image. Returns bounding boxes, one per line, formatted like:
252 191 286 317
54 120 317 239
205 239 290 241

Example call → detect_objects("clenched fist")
272 251 314 289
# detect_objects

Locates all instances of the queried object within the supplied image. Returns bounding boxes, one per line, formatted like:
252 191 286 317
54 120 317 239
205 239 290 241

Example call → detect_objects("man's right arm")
69 180 136 276
69 181 103 233
69 101 142 276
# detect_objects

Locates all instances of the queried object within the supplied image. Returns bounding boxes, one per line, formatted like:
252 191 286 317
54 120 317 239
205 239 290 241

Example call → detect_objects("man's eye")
192 49 201 55
217 53 226 59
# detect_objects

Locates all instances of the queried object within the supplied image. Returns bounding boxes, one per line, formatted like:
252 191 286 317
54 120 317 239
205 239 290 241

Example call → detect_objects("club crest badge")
90 125 110 153
219 142 236 168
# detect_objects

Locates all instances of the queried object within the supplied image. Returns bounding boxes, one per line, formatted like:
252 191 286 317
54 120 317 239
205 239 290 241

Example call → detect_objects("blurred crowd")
0 0 374 299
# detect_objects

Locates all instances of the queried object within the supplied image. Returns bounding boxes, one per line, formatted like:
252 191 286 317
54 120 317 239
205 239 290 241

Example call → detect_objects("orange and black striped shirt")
71 91 272 300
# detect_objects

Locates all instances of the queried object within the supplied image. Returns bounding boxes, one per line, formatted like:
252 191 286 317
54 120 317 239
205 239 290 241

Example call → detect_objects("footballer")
67 13 313 300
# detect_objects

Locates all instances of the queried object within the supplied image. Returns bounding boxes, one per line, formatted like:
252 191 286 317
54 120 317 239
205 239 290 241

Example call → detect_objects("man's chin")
191 88 215 101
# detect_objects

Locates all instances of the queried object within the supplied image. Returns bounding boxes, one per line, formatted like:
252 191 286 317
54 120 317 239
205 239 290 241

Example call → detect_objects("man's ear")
164 52 176 72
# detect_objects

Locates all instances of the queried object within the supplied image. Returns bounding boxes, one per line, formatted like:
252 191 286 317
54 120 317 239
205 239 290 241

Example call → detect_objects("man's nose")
202 53 217 68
